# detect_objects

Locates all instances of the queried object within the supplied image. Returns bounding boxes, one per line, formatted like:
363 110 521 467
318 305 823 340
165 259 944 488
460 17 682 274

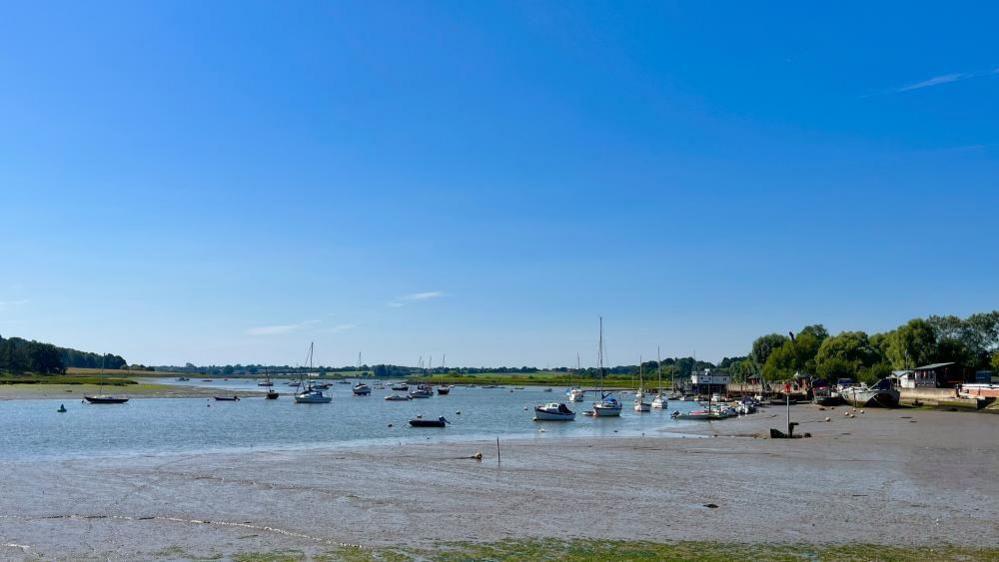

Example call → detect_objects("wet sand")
1 405 998 560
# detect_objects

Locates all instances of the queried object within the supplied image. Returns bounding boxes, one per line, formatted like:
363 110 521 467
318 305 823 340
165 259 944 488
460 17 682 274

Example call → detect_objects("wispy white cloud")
387 291 445 308
895 68 998 93
246 320 319 336
328 323 357 333
0 299 28 311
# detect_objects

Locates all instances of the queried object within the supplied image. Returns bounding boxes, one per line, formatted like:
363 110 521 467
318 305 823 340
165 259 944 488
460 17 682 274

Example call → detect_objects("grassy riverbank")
228 540 999 561
0 374 136 386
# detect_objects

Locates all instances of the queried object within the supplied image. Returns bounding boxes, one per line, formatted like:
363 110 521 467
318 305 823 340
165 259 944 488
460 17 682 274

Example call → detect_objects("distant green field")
408 371 674 389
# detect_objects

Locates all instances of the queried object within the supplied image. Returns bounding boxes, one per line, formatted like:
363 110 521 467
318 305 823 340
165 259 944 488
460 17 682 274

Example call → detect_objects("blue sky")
1 1 997 367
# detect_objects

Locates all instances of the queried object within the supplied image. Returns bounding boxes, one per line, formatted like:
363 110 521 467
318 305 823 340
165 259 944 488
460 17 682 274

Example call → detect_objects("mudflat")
1 405 997 560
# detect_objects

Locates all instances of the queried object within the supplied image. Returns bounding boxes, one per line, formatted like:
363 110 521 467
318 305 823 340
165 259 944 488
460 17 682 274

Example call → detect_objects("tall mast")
657 345 663 395
598 316 605 396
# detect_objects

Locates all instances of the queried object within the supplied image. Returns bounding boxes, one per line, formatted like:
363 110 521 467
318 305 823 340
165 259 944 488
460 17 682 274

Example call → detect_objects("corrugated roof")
914 362 956 370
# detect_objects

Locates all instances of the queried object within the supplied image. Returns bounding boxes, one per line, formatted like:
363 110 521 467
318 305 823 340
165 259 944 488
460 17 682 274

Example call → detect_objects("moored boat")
213 395 240 401
409 384 433 399
352 382 371 396
266 389 279 399
436 385 452 395
384 394 411 401
533 402 576 421
409 416 449 428
84 356 129 404
294 343 333 404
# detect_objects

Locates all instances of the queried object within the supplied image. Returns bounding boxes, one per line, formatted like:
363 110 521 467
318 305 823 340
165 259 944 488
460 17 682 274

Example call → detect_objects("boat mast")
657 345 663 396
598 316 605 398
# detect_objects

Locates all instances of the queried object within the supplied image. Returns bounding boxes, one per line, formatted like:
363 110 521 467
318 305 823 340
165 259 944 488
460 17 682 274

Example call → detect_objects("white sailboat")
567 353 585 402
591 317 622 417
651 346 668 410
294 343 332 404
634 355 651 412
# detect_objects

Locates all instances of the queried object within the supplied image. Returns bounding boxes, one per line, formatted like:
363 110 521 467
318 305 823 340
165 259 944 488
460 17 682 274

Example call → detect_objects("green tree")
814 331 881 380
886 319 937 369
751 334 789 367
992 352 999 375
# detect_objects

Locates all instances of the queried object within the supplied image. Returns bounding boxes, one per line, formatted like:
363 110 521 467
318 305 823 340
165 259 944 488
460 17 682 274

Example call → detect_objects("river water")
1 379 701 461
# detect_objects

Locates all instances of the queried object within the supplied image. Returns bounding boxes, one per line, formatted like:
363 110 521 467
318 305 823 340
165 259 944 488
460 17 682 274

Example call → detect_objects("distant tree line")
0 334 127 374
738 311 999 385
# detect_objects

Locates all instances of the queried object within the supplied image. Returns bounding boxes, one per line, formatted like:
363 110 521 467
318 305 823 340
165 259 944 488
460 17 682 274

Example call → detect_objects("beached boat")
839 379 899 408
812 383 844 406
674 407 735 421
84 356 129 404
534 402 576 421
294 343 333 404
213 395 240 401
352 382 371 396
266 389 279 399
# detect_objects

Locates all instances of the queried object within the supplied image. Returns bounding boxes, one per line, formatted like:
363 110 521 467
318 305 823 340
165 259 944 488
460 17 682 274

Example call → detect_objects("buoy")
388 423 393 428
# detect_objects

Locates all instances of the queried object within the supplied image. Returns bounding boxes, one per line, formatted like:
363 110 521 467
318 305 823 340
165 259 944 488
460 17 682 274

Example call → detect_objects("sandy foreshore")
1 404 998 560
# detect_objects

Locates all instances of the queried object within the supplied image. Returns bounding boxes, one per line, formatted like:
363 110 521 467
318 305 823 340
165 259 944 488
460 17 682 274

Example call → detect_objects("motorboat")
384 394 412 401
651 394 668 409
312 382 332 390
567 388 586 402
533 402 576 421
436 385 452 395
409 416 449 428
391 382 409 391
352 382 371 396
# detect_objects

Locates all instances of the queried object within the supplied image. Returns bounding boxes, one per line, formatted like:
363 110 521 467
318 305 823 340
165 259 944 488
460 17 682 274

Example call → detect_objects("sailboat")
567 353 585 402
258 368 274 387
436 354 452 395
651 346 668 409
84 355 129 404
634 356 651 412
591 317 622 417
294 343 332 404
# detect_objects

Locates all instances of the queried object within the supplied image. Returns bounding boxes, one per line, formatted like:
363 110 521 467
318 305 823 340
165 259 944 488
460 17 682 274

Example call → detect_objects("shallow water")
1 380 699 461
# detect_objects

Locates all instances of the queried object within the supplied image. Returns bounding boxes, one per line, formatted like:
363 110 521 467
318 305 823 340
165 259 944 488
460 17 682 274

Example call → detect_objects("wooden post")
786 393 791 435
496 437 501 465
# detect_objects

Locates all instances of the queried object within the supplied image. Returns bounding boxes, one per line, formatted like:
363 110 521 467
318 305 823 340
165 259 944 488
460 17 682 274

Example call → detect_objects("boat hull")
634 402 651 412
84 396 129 404
840 387 899 408
592 405 622 417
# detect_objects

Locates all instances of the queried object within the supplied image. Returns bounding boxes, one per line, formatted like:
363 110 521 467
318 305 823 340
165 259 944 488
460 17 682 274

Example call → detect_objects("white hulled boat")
533 402 576 421
590 317 623 417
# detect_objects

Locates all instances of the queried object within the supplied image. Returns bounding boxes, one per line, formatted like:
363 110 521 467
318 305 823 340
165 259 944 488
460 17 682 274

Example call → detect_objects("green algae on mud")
223 540 999 562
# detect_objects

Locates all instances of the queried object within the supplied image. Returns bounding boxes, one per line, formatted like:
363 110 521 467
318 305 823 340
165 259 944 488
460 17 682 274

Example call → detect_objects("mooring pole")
496 437 501 465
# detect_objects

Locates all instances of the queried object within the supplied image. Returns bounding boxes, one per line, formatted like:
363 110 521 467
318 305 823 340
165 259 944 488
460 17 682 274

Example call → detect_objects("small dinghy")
213 395 240 401
409 416 449 428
